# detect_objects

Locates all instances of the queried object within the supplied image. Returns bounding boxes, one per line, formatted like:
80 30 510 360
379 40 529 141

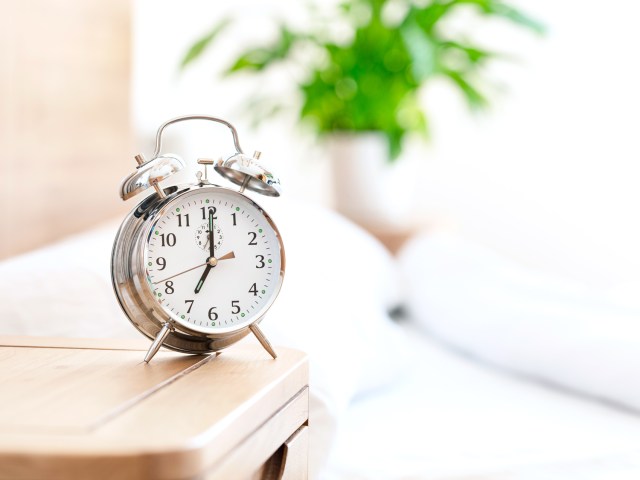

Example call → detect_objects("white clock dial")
143 187 283 334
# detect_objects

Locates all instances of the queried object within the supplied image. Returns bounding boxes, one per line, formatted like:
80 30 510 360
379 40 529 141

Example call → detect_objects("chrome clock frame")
112 183 285 357
112 115 285 362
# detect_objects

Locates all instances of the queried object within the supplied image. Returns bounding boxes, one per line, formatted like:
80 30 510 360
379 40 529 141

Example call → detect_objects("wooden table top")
0 336 308 479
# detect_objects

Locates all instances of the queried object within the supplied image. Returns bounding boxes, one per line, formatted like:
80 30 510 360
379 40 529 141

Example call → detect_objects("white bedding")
326 323 640 480
2 207 640 480
399 231 640 414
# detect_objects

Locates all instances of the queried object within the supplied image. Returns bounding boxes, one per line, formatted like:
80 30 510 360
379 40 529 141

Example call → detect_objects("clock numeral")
249 283 258 296
160 233 176 247
208 307 218 321
201 206 217 220
185 300 194 314
177 213 190 227
231 300 240 314
255 255 265 268
231 212 237 226
248 232 258 245
156 257 166 270
165 281 174 295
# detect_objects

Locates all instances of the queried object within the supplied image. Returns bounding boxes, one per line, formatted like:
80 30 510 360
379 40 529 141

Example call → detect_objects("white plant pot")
327 132 416 230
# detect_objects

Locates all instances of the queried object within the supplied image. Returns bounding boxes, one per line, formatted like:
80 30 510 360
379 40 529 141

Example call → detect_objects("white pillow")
0 221 134 339
399 231 640 412
251 200 409 475
0 200 407 478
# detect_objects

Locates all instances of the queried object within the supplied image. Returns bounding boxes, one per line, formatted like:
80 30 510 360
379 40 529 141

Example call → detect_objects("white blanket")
326 323 640 480
399 231 640 414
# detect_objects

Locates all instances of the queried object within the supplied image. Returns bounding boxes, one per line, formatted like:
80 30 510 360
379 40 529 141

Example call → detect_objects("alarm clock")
111 115 285 363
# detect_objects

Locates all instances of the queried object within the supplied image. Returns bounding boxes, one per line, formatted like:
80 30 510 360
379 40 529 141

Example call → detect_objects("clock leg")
249 324 277 359
144 322 172 363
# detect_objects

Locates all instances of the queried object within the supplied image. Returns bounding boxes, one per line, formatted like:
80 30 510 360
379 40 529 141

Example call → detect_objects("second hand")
152 251 236 285
153 263 206 285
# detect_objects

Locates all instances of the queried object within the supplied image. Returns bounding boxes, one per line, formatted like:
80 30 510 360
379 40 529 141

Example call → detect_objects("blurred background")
129 0 639 289
3 0 640 478
3 0 639 289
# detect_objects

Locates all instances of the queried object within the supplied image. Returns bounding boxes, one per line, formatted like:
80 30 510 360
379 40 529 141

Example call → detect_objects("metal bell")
214 151 281 197
120 154 185 201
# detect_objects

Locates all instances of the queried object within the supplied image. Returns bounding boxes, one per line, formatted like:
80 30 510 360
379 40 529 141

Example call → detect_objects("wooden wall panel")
0 0 132 259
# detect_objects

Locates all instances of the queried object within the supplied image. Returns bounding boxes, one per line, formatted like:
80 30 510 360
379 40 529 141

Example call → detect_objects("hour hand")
194 265 212 294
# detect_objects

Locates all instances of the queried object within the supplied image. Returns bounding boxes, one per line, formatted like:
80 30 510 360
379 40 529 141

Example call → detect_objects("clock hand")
196 213 227 295
194 264 212 294
153 262 207 285
193 252 237 293
152 252 235 286
209 209 215 258
217 251 235 261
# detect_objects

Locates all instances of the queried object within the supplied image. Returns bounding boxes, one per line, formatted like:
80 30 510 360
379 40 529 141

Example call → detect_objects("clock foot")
144 322 172 363
249 324 277 359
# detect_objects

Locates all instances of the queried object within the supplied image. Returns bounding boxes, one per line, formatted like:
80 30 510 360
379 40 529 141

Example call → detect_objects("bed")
328 322 640 479
1 203 640 479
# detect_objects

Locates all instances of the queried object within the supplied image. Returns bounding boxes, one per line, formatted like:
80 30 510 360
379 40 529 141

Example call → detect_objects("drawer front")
206 387 309 480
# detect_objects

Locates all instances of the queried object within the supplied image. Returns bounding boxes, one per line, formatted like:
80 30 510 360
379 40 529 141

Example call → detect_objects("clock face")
143 187 284 334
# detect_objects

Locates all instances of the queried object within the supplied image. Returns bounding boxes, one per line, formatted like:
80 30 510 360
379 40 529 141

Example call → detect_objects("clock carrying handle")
152 114 244 158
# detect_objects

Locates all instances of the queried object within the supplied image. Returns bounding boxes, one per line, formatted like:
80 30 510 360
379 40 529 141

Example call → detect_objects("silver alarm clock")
111 115 285 362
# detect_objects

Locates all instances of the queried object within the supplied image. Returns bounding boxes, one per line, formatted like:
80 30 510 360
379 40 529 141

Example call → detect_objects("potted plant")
181 0 542 228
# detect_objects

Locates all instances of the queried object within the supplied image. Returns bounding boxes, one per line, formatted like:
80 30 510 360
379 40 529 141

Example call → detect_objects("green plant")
181 0 543 160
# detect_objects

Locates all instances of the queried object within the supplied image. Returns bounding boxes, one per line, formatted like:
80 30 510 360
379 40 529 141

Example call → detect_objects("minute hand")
209 209 215 258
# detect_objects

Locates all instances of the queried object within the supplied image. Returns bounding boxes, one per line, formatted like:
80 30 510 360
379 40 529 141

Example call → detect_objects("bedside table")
0 336 309 480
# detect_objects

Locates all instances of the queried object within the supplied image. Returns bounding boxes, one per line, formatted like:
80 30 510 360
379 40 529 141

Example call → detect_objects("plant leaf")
400 19 436 82
226 49 273 72
440 41 497 65
410 1 459 33
443 69 488 109
455 0 545 34
180 19 231 70
225 26 299 74
387 129 404 161
487 2 545 33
